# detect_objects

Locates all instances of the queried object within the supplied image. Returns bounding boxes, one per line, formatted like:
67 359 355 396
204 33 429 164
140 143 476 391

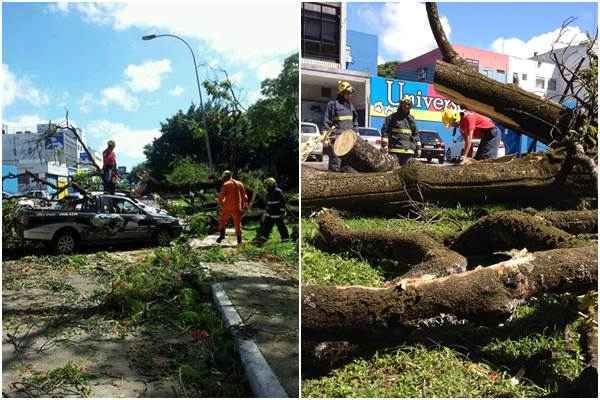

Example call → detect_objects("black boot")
216 229 225 243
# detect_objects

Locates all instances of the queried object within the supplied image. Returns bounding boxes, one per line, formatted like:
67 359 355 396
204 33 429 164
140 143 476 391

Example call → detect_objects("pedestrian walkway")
189 228 238 248
202 242 299 397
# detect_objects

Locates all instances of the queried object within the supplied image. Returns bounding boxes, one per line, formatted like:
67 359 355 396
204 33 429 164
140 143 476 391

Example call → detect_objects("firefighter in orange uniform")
217 170 248 245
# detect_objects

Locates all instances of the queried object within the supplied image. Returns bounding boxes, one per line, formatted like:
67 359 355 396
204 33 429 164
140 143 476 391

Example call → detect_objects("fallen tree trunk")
434 60 573 144
536 210 598 235
450 211 579 256
334 130 399 172
302 245 597 339
302 152 596 211
316 209 466 279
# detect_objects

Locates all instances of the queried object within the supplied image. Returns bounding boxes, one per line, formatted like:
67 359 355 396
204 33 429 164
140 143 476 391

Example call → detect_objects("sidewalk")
200 232 299 397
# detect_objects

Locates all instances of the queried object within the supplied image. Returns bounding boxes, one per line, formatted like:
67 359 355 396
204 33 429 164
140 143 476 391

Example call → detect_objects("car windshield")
419 132 439 141
358 128 379 136
301 124 317 134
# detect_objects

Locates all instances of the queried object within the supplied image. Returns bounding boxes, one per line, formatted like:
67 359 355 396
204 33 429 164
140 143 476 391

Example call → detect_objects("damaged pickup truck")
18 193 183 254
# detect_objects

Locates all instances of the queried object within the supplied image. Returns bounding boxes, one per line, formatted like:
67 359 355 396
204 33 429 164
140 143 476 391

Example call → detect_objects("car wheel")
426 157 432 163
446 148 452 162
52 231 77 254
155 229 172 246
438 156 445 164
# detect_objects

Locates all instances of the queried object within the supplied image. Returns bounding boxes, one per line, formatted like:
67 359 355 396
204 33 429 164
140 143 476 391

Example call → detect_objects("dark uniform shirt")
382 110 419 154
265 187 286 218
324 95 358 137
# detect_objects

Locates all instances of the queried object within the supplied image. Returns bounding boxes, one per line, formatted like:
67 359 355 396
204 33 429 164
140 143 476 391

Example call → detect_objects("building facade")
395 45 509 83
2 124 87 194
301 2 372 127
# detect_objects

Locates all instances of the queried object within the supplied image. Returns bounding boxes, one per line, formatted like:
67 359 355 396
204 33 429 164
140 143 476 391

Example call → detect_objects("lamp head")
142 34 157 41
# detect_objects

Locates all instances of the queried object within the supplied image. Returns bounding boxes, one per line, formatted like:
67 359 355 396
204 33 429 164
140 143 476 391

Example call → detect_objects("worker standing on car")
217 170 248 245
381 96 421 165
254 177 289 245
323 80 359 172
102 140 119 194
441 108 501 162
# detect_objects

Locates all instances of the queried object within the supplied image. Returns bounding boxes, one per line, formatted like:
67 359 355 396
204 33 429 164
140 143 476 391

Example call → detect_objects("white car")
301 122 322 162
446 130 505 162
357 127 382 150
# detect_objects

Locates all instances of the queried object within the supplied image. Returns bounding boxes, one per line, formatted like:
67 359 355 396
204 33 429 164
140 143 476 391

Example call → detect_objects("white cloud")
378 3 452 61
85 120 161 161
100 86 140 111
48 2 69 14
377 55 386 65
169 85 185 97
3 114 45 132
246 89 263 105
79 93 94 114
1 64 50 109
256 60 283 81
72 2 297 61
491 26 589 59
125 59 172 92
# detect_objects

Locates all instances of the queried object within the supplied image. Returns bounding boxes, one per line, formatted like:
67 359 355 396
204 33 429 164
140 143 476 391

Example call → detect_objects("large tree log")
425 2 574 144
334 129 399 172
315 209 466 279
535 210 598 235
450 211 579 256
302 245 597 339
302 152 596 211
434 60 573 144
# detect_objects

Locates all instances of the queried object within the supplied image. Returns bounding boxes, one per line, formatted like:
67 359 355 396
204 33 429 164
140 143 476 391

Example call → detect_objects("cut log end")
333 130 359 157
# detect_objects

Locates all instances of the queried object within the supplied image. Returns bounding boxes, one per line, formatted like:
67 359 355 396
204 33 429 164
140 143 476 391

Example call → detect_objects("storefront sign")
370 77 460 122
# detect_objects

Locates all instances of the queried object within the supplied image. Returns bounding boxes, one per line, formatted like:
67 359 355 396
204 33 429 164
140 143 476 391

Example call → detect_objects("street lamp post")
142 34 214 172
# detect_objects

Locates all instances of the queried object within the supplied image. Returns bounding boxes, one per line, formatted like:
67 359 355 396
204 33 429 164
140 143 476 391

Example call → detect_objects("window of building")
522 73 527 81
465 58 480 68
536 77 545 89
548 78 557 91
512 72 519 84
417 67 427 81
301 2 341 63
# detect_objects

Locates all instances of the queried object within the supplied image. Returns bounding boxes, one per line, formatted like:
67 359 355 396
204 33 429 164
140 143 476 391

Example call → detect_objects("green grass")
302 345 548 398
301 205 590 397
15 361 94 397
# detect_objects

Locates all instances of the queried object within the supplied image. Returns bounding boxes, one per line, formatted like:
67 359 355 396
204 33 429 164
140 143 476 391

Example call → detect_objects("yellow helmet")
441 108 461 128
337 80 354 94
400 95 413 107
264 177 276 187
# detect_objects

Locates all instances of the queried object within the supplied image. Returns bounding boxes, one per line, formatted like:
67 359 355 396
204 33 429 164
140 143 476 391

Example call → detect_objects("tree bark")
315 209 466 279
434 60 573 144
333 130 399 172
536 210 598 235
450 211 578 256
301 152 596 211
302 245 597 339
425 3 464 65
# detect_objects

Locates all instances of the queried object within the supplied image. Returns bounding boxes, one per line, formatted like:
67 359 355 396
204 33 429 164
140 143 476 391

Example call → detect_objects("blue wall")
346 30 378 75
2 165 18 194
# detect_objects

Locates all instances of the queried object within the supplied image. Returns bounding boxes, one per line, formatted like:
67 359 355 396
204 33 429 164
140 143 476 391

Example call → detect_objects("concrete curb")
211 282 288 398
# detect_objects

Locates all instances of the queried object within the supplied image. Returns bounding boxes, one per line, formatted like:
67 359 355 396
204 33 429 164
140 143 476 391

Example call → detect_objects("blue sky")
2 2 297 168
347 2 597 63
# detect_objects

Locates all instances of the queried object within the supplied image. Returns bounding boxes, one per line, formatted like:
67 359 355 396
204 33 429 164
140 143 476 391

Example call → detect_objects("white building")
507 56 557 98
301 2 370 127
2 123 88 193
535 43 597 105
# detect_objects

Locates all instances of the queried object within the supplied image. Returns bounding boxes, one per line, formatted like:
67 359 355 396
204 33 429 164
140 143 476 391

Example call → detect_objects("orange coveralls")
217 178 248 237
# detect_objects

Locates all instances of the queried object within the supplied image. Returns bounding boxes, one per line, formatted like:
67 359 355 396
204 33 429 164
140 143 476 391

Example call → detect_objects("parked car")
17 193 183 254
357 127 382 150
301 122 322 162
418 130 445 164
446 129 506 163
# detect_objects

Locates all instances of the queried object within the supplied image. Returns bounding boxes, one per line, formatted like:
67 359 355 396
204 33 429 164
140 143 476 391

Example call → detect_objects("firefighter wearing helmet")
254 177 289 245
381 96 421 165
323 80 359 172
